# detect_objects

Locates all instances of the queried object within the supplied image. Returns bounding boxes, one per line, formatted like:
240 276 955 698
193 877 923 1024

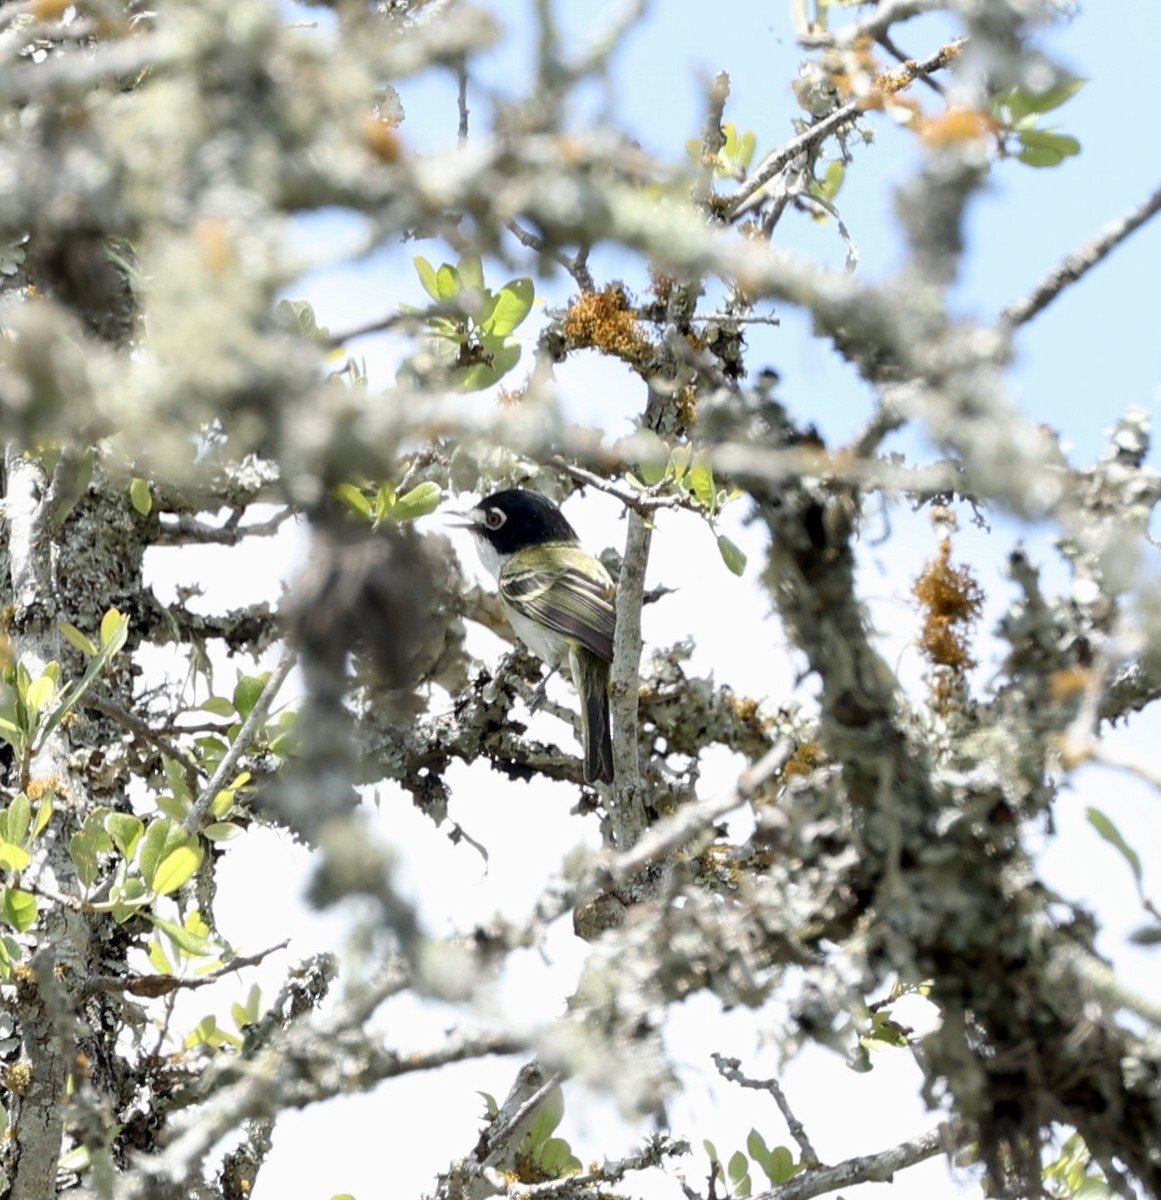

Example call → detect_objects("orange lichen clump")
919 107 1000 148
782 741 826 780
562 286 654 368
913 535 984 710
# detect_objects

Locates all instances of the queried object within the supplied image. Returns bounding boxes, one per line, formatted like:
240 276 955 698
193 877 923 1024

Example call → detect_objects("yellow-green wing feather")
499 544 615 662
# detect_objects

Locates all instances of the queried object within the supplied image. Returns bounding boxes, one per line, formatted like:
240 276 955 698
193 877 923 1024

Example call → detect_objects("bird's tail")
573 649 614 784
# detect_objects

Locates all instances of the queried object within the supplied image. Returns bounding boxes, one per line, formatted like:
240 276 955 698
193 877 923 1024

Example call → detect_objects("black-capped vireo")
462 488 615 785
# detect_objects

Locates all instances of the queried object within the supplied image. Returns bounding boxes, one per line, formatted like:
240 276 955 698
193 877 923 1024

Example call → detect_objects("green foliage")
334 478 443 528
186 1014 243 1051
705 1131 804 1197
0 608 134 759
401 253 534 392
809 160 845 205
686 122 759 181
231 983 262 1032
515 1084 582 1180
129 476 152 516
1085 806 1142 889
991 79 1085 168
0 888 37 934
148 910 220 960
627 434 748 575
1043 1133 1111 1200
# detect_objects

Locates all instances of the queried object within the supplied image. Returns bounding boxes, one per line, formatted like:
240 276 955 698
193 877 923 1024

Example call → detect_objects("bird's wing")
499 546 616 662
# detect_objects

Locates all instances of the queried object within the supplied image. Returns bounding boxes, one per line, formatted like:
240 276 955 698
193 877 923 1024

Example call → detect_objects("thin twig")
155 507 294 547
553 460 685 514
605 739 793 889
711 1054 820 1164
798 0 945 48
876 31 945 97
691 71 730 209
750 1126 949 1200
183 648 297 834
506 219 596 292
1001 178 1161 327
456 59 470 144
727 41 961 220
83 941 291 998
82 693 203 794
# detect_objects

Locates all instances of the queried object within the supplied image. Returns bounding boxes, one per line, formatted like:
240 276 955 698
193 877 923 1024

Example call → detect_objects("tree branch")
184 647 296 833
727 41 962 220
1001 177 1161 327
712 1054 819 1165
753 1127 948 1200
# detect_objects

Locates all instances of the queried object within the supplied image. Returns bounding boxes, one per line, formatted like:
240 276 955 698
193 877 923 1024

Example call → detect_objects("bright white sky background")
142 2 1161 1197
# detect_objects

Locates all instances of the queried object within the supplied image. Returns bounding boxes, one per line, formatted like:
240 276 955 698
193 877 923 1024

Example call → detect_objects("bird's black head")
468 489 578 555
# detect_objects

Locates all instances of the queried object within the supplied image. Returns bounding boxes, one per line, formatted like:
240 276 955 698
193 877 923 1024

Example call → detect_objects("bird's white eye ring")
485 507 506 530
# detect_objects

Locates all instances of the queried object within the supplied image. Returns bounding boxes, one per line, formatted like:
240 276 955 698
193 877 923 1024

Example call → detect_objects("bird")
461 488 616 784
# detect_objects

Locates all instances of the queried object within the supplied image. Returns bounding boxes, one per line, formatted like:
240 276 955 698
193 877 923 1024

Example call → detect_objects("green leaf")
198 696 236 718
0 887 37 933
35 612 129 753
393 482 442 523
728 1150 749 1184
814 160 845 203
1086 806 1142 885
480 278 534 337
232 983 262 1030
138 818 192 889
372 484 396 526
7 794 30 847
104 813 144 860
51 449 93 528
277 298 321 339
478 1091 500 1119
148 914 220 958
202 822 243 843
110 877 149 924
25 674 56 715
233 673 268 720
737 128 757 169
100 609 129 652
635 430 669 485
746 1130 769 1164
525 1084 565 1149
413 256 440 302
435 263 461 302
690 450 716 508
31 794 53 841
457 254 484 291
147 939 174 975
59 622 98 656
1017 128 1080 157
454 343 521 392
536 1137 581 1177
717 533 747 576
68 830 102 888
334 482 372 519
151 846 203 895
129 477 152 516
998 78 1085 121
211 771 251 818
764 1146 798 1185
156 793 190 822
704 1139 719 1164
0 842 31 872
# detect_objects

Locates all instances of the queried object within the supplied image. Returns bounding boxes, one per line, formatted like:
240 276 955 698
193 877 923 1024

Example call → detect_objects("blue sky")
227 3 1161 1197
